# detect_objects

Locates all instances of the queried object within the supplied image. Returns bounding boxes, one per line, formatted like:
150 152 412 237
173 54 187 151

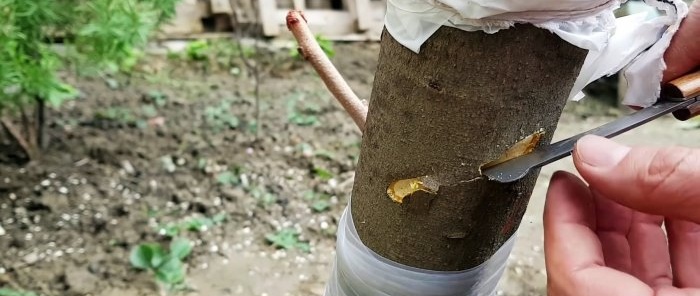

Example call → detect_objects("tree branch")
1 116 36 160
285 10 367 132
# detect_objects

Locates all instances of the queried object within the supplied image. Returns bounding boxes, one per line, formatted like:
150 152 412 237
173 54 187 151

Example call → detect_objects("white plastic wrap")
324 206 516 296
385 0 689 107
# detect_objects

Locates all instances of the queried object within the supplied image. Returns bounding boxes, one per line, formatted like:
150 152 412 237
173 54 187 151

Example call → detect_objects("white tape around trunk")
324 206 516 296
385 0 689 107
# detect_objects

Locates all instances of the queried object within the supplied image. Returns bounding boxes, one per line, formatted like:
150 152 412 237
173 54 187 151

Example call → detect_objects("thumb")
573 135 700 223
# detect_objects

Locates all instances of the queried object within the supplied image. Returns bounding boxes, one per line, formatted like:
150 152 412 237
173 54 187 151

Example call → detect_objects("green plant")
250 185 277 208
265 228 310 252
312 167 334 181
204 99 240 131
290 34 335 59
0 289 38 296
0 0 179 159
287 93 321 126
130 237 193 291
185 40 209 61
94 107 135 123
216 170 240 186
303 190 331 213
145 90 168 107
157 213 227 237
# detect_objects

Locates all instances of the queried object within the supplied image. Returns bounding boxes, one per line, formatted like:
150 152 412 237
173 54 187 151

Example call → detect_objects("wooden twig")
232 10 262 139
1 116 35 159
286 10 368 131
35 96 46 149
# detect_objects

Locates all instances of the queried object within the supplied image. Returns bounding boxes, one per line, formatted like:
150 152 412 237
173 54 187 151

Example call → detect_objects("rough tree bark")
351 25 587 271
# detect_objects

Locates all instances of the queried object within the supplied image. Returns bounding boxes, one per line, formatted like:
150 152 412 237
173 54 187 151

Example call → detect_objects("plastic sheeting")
385 0 689 107
324 206 516 296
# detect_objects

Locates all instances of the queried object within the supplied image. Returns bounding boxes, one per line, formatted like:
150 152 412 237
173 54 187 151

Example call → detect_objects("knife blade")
482 70 700 183
480 95 699 183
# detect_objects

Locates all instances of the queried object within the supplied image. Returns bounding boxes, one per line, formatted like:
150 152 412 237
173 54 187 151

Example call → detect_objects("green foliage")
94 107 134 123
145 90 168 107
130 237 192 290
216 170 240 186
157 213 228 237
312 167 333 181
0 289 38 296
265 228 310 252
287 94 321 126
170 39 257 75
303 191 331 213
316 35 336 58
184 40 209 61
0 0 179 113
205 99 240 131
290 34 335 59
250 185 277 208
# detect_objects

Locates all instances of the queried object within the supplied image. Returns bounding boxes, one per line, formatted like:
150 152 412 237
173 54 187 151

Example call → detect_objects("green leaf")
216 171 239 186
45 83 78 108
265 228 309 252
312 167 333 181
211 213 227 223
311 200 330 212
130 243 165 269
170 237 192 260
158 223 180 237
296 242 311 253
183 217 213 231
0 288 38 296
155 256 185 285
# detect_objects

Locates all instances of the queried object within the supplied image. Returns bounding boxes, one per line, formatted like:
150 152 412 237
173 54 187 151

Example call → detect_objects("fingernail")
575 135 631 168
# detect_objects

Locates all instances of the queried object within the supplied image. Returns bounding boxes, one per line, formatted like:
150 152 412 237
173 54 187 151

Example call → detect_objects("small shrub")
130 237 193 291
0 0 180 159
265 228 310 252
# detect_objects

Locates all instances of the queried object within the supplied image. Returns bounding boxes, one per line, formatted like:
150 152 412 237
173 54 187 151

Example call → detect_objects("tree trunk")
351 25 587 271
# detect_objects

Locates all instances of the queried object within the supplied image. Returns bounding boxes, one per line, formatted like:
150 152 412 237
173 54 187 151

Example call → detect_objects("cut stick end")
286 10 307 31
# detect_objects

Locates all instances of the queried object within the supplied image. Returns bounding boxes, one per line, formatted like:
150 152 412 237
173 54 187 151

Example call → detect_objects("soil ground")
1 41 698 296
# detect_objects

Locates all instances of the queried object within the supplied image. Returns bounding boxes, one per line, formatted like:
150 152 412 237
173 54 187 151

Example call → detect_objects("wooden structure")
160 0 386 40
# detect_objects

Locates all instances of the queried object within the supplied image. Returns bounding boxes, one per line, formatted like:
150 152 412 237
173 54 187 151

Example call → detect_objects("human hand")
544 135 700 296
663 0 700 83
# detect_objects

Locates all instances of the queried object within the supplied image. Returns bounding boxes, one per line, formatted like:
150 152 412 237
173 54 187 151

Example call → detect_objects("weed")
290 34 335 59
303 191 331 213
250 185 277 208
312 167 334 181
204 100 240 131
145 90 168 107
185 40 209 61
130 237 193 291
265 229 310 252
287 94 321 126
157 213 227 237
0 289 38 296
216 170 240 186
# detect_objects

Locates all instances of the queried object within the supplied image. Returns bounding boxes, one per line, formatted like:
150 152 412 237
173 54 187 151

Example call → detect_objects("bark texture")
351 25 587 271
